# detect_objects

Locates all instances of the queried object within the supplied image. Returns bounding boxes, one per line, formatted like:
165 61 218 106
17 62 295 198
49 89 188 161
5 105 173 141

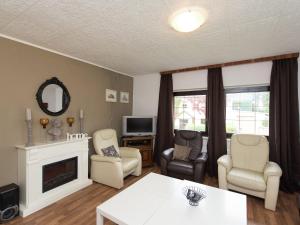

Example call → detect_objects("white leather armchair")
217 134 282 211
91 129 142 189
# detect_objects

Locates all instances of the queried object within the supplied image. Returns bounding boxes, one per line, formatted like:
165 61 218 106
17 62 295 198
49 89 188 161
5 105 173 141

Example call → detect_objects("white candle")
80 109 84 119
26 108 31 121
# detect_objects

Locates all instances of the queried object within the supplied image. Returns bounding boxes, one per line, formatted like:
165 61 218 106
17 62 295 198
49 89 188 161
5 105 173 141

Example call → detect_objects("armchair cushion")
263 162 282 181
231 134 269 173
101 145 120 158
167 160 194 176
227 168 266 192
122 158 139 174
173 144 191 161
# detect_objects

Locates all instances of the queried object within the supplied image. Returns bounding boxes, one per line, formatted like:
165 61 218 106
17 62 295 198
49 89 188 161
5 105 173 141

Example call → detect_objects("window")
174 91 207 133
225 86 270 136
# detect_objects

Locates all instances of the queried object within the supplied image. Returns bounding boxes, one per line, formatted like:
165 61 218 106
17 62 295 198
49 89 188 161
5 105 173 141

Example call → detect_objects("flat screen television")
122 116 156 136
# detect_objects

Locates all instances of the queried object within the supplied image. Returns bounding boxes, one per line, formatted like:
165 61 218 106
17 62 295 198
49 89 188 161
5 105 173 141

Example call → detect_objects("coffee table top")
97 173 247 225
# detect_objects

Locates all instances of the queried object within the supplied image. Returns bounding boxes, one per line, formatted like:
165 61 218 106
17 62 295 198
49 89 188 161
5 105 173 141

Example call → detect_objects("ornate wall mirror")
36 77 71 116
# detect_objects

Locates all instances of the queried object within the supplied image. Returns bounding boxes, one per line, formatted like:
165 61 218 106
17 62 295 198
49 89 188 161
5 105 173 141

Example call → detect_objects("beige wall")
0 37 133 186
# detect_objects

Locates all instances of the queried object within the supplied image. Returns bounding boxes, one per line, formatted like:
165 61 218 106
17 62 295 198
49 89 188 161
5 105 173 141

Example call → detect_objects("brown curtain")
154 73 174 165
269 57 300 192
207 67 227 177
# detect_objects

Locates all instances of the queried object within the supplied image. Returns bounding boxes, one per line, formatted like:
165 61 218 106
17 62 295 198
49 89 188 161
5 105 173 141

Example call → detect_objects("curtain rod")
160 52 299 75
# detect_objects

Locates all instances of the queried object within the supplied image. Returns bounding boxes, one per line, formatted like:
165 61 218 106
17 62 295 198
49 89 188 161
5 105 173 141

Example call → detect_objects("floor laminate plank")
7 166 300 225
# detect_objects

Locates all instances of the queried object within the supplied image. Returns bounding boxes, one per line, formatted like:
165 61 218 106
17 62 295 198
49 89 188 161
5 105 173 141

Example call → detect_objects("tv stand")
121 136 154 167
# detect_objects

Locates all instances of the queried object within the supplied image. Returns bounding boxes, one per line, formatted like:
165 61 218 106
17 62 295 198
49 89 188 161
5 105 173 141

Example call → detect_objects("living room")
0 1 299 225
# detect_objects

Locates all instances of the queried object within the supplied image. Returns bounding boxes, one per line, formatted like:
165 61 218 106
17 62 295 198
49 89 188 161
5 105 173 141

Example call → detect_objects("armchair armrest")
119 147 140 158
195 152 208 164
161 148 174 162
194 152 208 183
91 154 121 163
264 162 282 181
217 155 232 173
160 148 174 176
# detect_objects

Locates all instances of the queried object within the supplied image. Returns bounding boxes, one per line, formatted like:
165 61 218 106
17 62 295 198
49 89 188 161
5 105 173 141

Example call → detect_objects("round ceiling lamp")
169 7 207 33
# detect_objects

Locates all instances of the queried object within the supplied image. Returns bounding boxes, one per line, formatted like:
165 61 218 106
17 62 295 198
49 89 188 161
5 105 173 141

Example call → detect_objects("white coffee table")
96 173 247 225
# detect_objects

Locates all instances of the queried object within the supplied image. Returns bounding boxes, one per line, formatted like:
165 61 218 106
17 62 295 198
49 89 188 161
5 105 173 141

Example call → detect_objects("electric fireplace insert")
42 157 78 193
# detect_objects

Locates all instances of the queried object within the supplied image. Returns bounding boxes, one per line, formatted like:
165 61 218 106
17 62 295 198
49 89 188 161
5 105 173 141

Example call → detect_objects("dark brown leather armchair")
160 130 208 183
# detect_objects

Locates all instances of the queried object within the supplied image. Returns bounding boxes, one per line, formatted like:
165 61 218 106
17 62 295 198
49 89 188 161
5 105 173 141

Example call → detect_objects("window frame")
173 90 208 135
225 85 270 138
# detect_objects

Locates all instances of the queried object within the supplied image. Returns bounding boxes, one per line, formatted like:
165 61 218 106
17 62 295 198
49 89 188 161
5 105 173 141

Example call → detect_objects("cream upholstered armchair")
91 129 142 189
217 134 282 211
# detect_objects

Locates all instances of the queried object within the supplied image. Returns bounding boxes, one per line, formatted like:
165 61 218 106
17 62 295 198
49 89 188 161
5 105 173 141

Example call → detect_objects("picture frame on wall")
120 92 129 103
106 89 117 102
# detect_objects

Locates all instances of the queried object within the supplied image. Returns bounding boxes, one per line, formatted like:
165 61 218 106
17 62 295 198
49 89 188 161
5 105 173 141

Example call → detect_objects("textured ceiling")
0 0 300 76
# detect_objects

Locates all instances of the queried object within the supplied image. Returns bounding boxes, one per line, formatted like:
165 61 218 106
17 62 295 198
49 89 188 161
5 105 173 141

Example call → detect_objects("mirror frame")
36 77 71 116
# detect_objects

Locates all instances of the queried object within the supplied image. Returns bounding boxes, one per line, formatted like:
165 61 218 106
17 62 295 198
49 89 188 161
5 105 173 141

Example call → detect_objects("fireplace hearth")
43 157 78 193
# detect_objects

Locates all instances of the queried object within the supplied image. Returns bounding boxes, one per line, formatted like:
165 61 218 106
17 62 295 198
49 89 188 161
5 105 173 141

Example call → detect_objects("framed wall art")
106 89 117 102
120 92 129 103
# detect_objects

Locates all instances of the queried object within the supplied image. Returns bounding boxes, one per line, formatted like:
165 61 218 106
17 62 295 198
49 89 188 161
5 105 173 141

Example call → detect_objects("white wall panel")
133 61 275 116
173 70 207 91
132 73 160 116
222 62 272 87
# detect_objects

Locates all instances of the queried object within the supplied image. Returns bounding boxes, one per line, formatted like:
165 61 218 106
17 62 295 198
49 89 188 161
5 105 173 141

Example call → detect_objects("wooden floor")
8 166 300 225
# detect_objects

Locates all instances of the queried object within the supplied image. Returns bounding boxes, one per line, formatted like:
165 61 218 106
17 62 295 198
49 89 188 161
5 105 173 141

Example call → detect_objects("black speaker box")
0 183 19 223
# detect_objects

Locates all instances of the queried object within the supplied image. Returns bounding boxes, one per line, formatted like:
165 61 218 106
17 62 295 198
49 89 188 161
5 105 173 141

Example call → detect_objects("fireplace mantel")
16 138 93 217
16 138 91 151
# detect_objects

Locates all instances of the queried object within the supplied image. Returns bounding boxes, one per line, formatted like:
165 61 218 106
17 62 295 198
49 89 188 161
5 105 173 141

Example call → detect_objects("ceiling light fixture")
169 7 207 33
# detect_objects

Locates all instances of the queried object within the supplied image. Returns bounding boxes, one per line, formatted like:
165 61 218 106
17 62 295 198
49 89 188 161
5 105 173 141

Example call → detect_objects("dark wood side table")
121 136 154 167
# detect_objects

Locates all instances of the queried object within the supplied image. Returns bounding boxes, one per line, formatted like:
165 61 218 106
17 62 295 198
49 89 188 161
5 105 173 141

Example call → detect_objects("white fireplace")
16 138 93 217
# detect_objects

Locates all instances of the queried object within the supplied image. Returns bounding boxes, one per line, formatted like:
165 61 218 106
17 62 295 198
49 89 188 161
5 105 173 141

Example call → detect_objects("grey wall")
0 37 133 186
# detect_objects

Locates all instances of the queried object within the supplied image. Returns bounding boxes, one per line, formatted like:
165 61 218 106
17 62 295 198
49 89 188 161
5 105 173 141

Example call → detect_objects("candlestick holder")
25 120 33 147
79 117 84 133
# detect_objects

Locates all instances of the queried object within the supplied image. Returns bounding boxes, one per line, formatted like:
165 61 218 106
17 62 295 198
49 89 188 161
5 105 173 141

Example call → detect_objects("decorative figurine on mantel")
47 119 63 141
66 117 75 127
67 132 88 141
